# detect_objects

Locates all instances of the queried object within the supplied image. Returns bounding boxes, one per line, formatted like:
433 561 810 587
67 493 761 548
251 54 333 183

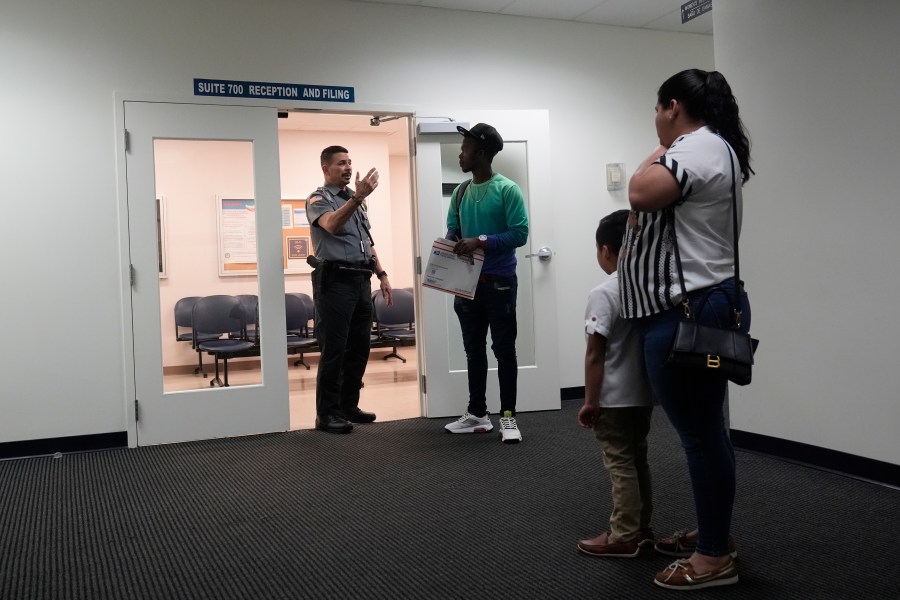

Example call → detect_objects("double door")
123 102 560 445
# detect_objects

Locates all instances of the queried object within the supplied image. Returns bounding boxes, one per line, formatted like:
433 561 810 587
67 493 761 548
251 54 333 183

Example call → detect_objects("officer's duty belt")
324 260 374 274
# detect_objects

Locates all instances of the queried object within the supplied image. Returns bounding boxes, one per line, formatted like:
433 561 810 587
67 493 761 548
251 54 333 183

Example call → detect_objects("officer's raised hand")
353 168 379 201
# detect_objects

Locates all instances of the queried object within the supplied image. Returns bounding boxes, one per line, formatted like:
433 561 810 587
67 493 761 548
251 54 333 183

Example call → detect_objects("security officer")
307 145 393 434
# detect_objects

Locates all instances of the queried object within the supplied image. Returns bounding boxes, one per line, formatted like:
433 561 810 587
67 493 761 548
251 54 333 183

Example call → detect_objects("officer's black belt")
323 260 374 274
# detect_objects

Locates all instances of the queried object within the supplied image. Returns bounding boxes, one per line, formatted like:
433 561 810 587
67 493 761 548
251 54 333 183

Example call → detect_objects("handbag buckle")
682 298 692 319
706 355 721 368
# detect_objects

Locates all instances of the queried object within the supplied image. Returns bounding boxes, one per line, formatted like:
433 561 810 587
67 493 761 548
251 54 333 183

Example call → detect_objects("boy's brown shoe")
577 529 654 558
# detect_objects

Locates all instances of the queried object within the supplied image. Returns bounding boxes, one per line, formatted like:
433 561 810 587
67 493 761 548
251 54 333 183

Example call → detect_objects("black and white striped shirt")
620 126 742 319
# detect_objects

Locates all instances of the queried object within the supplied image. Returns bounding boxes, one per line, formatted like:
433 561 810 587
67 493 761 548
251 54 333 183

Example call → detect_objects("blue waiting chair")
174 296 222 378
372 288 416 362
285 293 318 370
192 295 257 387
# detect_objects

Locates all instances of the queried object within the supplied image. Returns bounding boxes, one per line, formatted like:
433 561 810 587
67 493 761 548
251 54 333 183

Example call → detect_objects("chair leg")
382 342 406 363
293 354 311 370
210 355 223 387
222 357 231 387
194 350 208 378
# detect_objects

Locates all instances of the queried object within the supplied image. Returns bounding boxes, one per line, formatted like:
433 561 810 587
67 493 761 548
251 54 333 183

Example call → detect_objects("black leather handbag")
666 138 759 386
667 288 759 386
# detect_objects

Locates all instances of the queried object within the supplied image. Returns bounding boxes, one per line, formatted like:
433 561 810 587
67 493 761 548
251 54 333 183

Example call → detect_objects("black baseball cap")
457 123 503 153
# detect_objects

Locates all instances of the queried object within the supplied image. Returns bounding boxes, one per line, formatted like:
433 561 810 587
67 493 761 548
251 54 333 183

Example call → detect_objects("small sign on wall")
681 0 712 24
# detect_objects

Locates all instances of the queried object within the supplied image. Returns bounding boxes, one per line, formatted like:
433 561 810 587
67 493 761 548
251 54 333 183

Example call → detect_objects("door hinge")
129 264 135 287
420 374 426 395
415 256 422 275
124 129 130 153
134 398 140 422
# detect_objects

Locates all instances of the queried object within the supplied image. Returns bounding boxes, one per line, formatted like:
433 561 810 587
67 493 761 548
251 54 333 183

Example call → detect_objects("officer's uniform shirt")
306 184 373 264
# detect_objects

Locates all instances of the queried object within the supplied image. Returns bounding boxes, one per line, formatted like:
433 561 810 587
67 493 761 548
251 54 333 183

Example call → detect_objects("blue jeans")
634 277 751 557
453 274 518 417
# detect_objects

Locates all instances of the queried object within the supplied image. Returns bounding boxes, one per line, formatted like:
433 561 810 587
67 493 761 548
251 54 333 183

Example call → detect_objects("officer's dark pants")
312 267 373 418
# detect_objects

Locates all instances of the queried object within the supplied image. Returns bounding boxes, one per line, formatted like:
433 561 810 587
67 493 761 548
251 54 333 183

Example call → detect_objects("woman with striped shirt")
621 69 754 590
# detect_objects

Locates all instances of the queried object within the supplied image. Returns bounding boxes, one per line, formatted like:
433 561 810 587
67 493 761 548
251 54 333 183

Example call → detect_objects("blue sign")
194 78 355 103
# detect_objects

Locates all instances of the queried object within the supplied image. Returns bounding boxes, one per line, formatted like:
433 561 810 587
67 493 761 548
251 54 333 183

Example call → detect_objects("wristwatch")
478 234 488 248
376 270 388 279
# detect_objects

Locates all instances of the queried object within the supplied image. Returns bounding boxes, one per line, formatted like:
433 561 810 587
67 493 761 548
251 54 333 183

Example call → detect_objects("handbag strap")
671 136 742 327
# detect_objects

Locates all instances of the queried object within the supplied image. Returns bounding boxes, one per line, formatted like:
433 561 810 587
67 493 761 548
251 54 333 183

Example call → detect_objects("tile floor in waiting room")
162 346 422 430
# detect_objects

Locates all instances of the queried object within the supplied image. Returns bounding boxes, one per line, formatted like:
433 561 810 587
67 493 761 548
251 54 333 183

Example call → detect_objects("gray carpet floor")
1 400 897 599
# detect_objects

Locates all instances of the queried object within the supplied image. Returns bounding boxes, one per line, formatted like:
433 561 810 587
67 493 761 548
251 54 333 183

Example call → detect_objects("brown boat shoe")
654 529 738 559
577 529 655 558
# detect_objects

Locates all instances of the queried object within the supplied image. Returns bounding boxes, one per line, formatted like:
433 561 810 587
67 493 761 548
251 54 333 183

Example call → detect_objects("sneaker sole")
654 574 739 590
445 425 493 434
501 436 522 443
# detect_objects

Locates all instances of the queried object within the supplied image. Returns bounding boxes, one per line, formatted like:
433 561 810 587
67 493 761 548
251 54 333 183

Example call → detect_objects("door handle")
525 246 553 262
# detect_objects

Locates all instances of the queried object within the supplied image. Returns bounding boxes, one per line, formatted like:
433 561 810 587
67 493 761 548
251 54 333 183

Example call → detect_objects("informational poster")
216 197 314 275
293 207 309 227
218 198 258 275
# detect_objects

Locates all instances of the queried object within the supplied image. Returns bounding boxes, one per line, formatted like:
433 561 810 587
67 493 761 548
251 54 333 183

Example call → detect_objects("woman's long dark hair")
658 69 754 183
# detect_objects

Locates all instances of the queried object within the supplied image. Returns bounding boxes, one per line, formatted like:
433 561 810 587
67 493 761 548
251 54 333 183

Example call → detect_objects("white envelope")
422 238 484 300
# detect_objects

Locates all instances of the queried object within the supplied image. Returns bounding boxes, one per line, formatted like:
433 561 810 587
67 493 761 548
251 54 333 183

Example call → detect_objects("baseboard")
0 432 127 460
730 429 900 489
560 386 585 401
557 386 897 487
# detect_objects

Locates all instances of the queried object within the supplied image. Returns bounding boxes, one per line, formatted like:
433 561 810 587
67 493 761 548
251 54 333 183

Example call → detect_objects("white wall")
715 0 900 464
0 0 711 443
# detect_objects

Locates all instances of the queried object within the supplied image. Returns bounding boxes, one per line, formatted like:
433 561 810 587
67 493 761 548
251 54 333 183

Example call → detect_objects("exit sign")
681 0 712 24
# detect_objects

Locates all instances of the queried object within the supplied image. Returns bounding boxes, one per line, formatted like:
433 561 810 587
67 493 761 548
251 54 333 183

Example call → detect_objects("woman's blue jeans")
634 277 751 557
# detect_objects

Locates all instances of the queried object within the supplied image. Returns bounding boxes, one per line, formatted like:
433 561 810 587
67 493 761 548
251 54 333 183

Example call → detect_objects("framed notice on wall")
216 196 314 276
282 199 313 274
217 197 258 276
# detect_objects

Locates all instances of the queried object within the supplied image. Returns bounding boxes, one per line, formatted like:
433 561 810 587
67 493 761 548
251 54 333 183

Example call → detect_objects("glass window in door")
156 139 263 392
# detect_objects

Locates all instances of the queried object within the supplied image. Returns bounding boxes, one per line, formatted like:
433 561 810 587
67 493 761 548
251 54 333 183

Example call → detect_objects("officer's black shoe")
344 409 377 424
315 415 353 434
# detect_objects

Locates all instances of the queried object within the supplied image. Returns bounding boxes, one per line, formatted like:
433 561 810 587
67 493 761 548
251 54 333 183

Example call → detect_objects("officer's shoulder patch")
309 194 326 204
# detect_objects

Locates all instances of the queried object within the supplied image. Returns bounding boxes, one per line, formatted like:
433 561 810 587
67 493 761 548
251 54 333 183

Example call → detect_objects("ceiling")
346 0 713 34
278 1 711 153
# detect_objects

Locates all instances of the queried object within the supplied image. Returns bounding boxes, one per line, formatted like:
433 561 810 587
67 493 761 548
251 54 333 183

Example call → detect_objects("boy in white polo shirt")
576 209 655 558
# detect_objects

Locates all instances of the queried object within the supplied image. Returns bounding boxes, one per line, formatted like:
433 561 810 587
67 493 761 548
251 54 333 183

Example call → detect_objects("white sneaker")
444 412 493 434
499 410 522 443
